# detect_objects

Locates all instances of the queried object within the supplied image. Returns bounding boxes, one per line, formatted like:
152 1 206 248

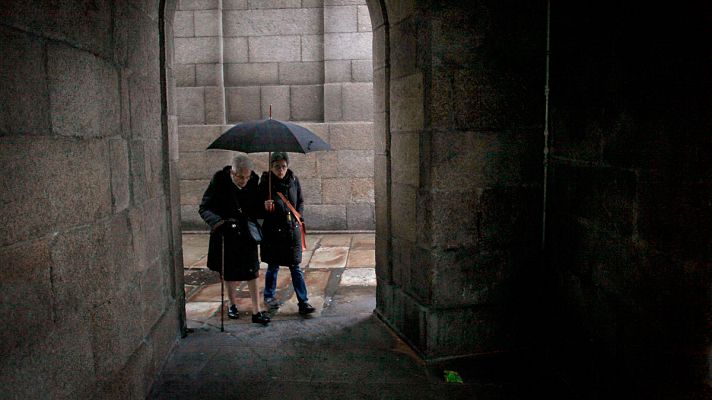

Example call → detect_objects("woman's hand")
264 199 275 213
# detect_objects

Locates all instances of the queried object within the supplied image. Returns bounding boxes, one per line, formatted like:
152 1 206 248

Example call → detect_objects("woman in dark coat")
199 154 270 324
259 152 315 315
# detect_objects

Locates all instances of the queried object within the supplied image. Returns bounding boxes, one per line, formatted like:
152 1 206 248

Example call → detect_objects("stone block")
324 83 343 121
0 238 53 355
373 111 387 154
325 0 363 5
109 138 130 212
223 9 323 36
175 64 196 87
316 149 339 177
352 59 373 81
223 37 249 63
140 262 167 334
290 85 324 121
176 87 205 125
194 10 219 36
391 132 419 186
390 18 417 78
226 86 261 122
391 183 416 242
126 6 160 80
373 67 386 113
178 125 226 152
179 0 219 10
390 73 423 132
325 60 351 83
301 34 324 61
48 43 120 138
129 75 163 138
297 122 330 145
175 37 220 64
225 63 279 86
325 5 357 33
249 35 301 62
178 150 233 180
204 86 225 124
168 116 179 162
302 0 323 7
120 71 131 136
130 138 165 202
0 136 111 247
426 307 511 358
342 82 373 121
325 32 372 60
351 178 374 202
195 63 221 86
0 26 50 136
373 25 386 70
287 153 318 178
329 122 373 150
299 178 322 204
260 86 290 119
181 204 206 230
322 178 351 203
357 5 372 31
248 0 301 8
336 150 373 178
173 10 194 37
223 0 247 9
347 203 374 230
303 205 347 230
279 62 324 84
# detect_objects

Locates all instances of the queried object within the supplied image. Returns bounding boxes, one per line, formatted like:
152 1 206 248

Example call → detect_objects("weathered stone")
204 86 225 124
168 116 179 162
129 74 163 138
299 122 330 144
290 84 324 121
126 7 160 79
286 152 318 177
372 67 386 114
325 5 357 33
48 43 120 138
0 26 50 136
324 83 343 121
179 0 219 10
109 138 130 212
178 150 233 180
178 125 226 152
223 0 247 9
391 132 419 186
181 204 205 230
426 307 510 358
194 10 219 36
303 205 347 230
329 122 373 150
260 85 290 119
299 178 322 204
140 261 168 334
351 178 374 202
173 10 194 37
249 35 301 62
226 86 261 122
279 62 324 84
389 17 417 79
302 0 323 7
0 136 111 247
347 203 374 230
175 64 196 87
225 63 279 85
390 73 423 132
248 0 301 8
373 111 387 154
391 183 416 242
176 87 205 125
357 5 372 31
336 150 373 178
372 25 386 70
325 32 372 60
301 34 324 62
175 37 220 64
322 178 351 203
352 59 373 81
195 63 221 86
325 0 363 5
223 9 322 36
342 82 373 120
316 150 339 177
325 60 351 83
223 37 249 63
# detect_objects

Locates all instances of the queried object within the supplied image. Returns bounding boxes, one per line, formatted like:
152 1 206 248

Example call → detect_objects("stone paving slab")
340 268 376 286
309 246 348 268
319 233 353 247
346 248 375 267
351 233 375 249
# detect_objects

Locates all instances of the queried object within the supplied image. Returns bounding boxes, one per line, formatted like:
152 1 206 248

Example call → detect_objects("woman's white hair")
231 153 254 172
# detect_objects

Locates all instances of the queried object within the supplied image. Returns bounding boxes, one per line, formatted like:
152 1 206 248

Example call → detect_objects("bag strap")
276 192 307 251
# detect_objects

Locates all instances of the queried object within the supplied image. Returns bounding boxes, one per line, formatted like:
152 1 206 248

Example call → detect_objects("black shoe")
251 311 271 325
228 305 239 319
298 302 315 315
264 297 280 309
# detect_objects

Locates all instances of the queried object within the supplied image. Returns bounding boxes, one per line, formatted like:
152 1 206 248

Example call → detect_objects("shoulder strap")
276 192 307 251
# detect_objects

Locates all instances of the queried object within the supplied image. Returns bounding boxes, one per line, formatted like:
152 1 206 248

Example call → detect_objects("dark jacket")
258 169 304 266
199 166 261 280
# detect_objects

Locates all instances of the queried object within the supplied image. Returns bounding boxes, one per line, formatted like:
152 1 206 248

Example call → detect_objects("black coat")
199 166 261 281
258 169 304 266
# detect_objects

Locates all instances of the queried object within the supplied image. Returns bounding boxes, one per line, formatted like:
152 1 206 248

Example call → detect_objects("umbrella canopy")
207 118 331 153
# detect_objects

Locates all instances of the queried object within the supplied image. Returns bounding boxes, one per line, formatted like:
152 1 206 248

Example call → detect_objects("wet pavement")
148 232 578 399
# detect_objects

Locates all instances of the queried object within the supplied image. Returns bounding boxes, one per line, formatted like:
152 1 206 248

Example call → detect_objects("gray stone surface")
203 86 225 124
337 150 373 178
261 85 291 119
347 203 374 229
302 0 324 7
304 204 347 229
351 177 374 202
175 37 220 64
288 152 318 178
194 63 218 86
178 150 234 180
178 125 227 152
0 26 50 136
301 34 324 61
223 0 248 9
176 87 205 125
325 32 371 60
390 73 423 131
325 5 357 33
48 43 120 138
173 10 194 37
325 60 351 82
175 64 196 87
226 86 261 122
129 75 163 138
342 82 373 120
357 5 372 31
225 63 279 85
391 132 419 186
179 0 219 10
299 178 322 204
110 138 130 212
324 83 343 120
249 35 301 62
180 179 210 205
223 9 322 36
330 122 374 150
279 61 324 84
317 147 339 177
223 37 249 63
248 0 301 8
391 183 416 242
352 59 373 81
372 25 386 69
322 178 352 203
194 10 219 37
290 84 324 120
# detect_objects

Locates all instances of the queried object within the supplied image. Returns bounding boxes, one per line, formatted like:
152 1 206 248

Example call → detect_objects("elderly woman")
259 152 315 315
199 154 271 325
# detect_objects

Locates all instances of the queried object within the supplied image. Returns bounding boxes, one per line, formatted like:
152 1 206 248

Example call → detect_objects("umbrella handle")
268 152 272 201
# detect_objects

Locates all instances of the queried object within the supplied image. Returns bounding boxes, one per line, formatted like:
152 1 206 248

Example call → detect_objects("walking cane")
220 232 225 332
